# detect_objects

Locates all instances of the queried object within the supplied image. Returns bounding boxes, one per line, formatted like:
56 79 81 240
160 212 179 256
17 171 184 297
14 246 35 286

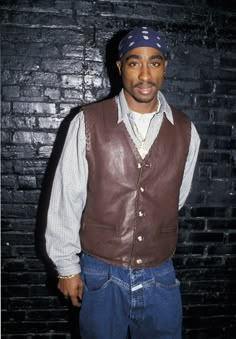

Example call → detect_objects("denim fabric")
79 253 182 339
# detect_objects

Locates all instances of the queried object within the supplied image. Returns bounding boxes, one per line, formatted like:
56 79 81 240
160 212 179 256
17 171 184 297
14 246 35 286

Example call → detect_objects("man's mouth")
135 84 155 95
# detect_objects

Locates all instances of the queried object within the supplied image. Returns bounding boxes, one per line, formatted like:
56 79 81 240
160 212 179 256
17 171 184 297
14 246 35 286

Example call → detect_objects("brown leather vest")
80 98 191 268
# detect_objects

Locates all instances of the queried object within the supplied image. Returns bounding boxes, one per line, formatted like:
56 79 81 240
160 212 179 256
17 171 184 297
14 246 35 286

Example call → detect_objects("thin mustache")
134 82 156 88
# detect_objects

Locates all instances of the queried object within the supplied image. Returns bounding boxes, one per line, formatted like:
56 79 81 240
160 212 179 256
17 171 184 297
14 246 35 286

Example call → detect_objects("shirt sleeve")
45 111 88 275
178 122 200 210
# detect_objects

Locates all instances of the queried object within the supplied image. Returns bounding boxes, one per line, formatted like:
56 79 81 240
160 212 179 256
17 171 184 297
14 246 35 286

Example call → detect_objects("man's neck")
123 91 159 114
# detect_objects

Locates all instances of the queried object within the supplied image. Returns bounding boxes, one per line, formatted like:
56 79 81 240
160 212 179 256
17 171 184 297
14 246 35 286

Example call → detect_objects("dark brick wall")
1 0 236 338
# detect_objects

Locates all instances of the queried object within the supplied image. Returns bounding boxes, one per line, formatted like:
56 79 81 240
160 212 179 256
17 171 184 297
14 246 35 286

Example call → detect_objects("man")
46 27 200 339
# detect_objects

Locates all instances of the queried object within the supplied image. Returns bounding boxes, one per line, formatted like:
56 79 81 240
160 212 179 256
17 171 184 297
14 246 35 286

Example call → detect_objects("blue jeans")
79 253 182 339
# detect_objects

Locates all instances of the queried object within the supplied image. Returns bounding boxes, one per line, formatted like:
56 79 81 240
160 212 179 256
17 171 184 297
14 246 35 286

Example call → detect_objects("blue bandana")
118 27 168 59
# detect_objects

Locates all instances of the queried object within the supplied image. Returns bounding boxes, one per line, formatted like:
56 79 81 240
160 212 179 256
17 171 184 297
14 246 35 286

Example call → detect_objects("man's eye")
151 61 160 67
129 62 139 67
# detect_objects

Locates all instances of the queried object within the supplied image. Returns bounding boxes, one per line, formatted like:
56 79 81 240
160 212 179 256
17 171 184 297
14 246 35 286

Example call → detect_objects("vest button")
137 163 142 169
136 259 143 264
145 163 150 168
140 187 144 192
137 236 144 241
138 211 144 217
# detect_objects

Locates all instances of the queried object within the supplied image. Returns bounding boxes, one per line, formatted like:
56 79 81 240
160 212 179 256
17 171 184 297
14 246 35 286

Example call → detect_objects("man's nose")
138 65 151 82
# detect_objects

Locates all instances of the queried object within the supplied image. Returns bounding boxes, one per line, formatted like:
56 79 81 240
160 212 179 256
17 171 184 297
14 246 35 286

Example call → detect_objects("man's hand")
58 274 83 307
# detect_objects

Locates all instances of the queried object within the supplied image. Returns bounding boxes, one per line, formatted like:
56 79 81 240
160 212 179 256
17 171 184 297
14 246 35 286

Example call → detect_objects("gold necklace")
132 120 146 158
131 101 159 158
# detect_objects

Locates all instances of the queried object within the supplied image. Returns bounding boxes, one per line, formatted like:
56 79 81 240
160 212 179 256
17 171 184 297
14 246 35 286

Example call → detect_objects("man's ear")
164 60 168 70
116 60 122 76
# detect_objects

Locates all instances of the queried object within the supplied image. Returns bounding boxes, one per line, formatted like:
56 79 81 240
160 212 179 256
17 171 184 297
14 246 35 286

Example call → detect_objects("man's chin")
133 95 156 104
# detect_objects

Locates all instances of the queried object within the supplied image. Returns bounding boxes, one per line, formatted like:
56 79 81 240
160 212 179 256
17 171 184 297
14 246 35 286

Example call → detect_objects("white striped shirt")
45 90 200 275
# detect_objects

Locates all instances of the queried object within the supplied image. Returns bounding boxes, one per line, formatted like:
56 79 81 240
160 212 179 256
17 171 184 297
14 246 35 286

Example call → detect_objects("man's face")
116 46 168 113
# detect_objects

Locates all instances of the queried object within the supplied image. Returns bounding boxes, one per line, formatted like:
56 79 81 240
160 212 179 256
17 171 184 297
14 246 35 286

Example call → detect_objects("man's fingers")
70 295 81 307
78 286 83 300
57 274 83 307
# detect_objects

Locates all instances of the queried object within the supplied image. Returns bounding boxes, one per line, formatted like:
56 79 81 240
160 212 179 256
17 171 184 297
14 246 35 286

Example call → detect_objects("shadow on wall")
35 28 130 338
105 29 129 98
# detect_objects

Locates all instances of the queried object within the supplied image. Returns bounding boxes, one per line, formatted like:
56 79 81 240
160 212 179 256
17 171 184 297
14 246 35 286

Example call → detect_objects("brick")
179 218 205 231
22 87 43 98
2 204 37 218
206 191 235 205
2 41 59 58
1 101 11 113
1 116 37 129
1 145 36 159
44 88 61 100
13 245 37 258
41 28 85 44
196 123 232 136
3 10 73 27
1 26 42 42
2 56 41 71
84 75 103 89
1 160 13 174
196 95 236 109
13 160 48 175
208 244 236 255
1 309 26 321
63 89 83 100
188 232 224 243
199 151 231 164
184 256 224 267
37 146 53 158
85 47 103 62
2 86 20 98
164 79 201 93
1 218 36 232
13 102 56 115
1 175 17 188
10 190 41 204
228 233 236 243
61 74 83 88
13 131 56 145
200 66 236 81
165 63 200 80
207 219 235 230
214 110 235 123
83 61 104 76
1 131 12 143
41 58 84 74
191 207 229 218
175 244 205 255
38 117 62 129
2 232 35 247
62 45 84 58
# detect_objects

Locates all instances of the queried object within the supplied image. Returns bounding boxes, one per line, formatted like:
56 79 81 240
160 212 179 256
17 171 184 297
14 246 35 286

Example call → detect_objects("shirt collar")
115 89 174 125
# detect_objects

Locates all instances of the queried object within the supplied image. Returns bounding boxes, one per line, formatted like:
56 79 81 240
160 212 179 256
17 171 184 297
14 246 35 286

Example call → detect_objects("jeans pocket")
154 265 180 289
82 269 112 293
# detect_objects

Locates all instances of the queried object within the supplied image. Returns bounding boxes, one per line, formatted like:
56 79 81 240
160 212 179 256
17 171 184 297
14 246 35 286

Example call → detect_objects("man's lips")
135 85 155 95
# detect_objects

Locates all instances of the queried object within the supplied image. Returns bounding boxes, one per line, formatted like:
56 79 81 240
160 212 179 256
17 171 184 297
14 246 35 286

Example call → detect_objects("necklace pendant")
139 145 146 158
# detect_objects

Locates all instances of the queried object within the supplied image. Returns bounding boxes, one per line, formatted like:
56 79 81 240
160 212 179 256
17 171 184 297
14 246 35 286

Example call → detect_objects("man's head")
116 27 169 113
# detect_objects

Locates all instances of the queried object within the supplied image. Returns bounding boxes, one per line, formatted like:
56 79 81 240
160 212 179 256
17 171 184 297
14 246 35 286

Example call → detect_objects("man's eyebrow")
149 54 164 60
124 54 164 62
125 54 142 62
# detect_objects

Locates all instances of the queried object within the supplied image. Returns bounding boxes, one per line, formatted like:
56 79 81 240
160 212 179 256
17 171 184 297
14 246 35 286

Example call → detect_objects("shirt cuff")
57 262 81 276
